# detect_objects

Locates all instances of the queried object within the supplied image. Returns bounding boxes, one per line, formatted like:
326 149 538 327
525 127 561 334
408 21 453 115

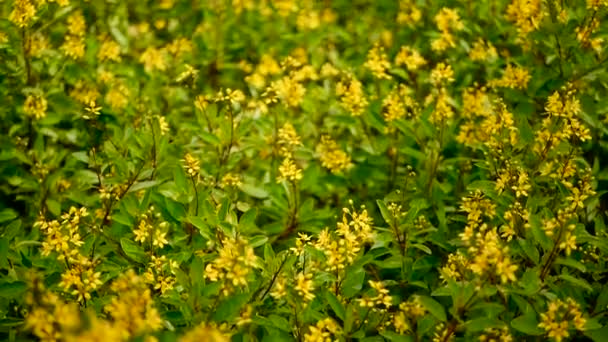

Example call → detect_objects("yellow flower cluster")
469 39 498 62
139 47 167 73
303 318 340 342
430 62 454 86
382 85 418 124
392 296 427 334
364 44 392 79
506 0 544 42
271 73 306 108
144 255 179 294
315 135 353 174
133 206 170 248
9 0 37 28
277 122 302 157
336 74 369 116
25 280 81 342
277 157 303 183
220 172 242 188
432 8 464 52
397 0 422 26
183 152 201 177
538 298 587 342
61 11 86 59
36 206 87 262
104 270 163 339
179 323 231 342
358 280 393 311
294 272 315 303
23 94 48 120
204 236 259 296
394 46 427 71
312 206 374 273
479 327 513 342
58 255 102 302
488 64 530 90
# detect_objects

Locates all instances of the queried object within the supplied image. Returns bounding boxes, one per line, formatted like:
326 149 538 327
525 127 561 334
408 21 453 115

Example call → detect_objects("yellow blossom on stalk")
24 94 48 120
538 298 587 342
393 297 427 334
83 100 102 119
144 255 178 294
270 275 287 300
587 0 608 9
430 62 454 86
440 252 469 282
313 206 375 273
479 327 513 342
183 153 200 177
97 38 122 63
179 323 231 342
58 255 102 302
277 122 302 157
35 207 87 263
432 8 463 52
9 0 37 28
25 285 81 341
460 190 497 223
489 64 530 90
511 168 532 198
67 11 86 36
469 39 498 61
294 272 315 303
364 44 392 79
204 236 259 296
105 270 163 339
430 88 454 123
336 75 369 116
394 46 427 71
316 136 353 174
194 94 209 112
140 47 167 73
304 318 340 342
506 0 544 41
165 37 193 58
467 227 518 283
158 116 170 135
106 81 130 110
277 157 302 183
272 75 306 108
220 172 242 188
382 85 418 123
397 0 422 25
134 206 170 248
358 280 392 311
62 34 86 59
70 81 100 105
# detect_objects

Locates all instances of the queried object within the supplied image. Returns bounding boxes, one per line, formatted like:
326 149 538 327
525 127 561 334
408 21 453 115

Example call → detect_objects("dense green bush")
1 0 608 341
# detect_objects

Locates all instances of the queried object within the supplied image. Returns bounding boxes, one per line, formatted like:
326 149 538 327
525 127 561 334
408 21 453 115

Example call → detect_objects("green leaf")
341 267 365 298
511 314 544 336
325 291 345 320
129 180 160 193
554 257 586 273
465 317 505 332
0 281 27 298
120 238 147 263
419 295 447 322
377 200 393 226
249 235 268 248
240 183 269 199
558 274 593 292
212 293 249 322
0 209 17 224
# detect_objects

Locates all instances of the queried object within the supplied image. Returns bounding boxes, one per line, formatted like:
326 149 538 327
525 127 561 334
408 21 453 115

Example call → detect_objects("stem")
190 175 199 216
21 28 32 85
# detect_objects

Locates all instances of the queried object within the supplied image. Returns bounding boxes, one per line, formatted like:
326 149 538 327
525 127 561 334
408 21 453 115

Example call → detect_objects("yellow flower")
9 0 36 28
24 94 48 120
139 47 167 73
294 272 315 303
364 44 392 79
277 157 302 183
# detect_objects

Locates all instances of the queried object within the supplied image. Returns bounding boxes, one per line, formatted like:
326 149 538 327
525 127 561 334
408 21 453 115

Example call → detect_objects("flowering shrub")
1 0 608 341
